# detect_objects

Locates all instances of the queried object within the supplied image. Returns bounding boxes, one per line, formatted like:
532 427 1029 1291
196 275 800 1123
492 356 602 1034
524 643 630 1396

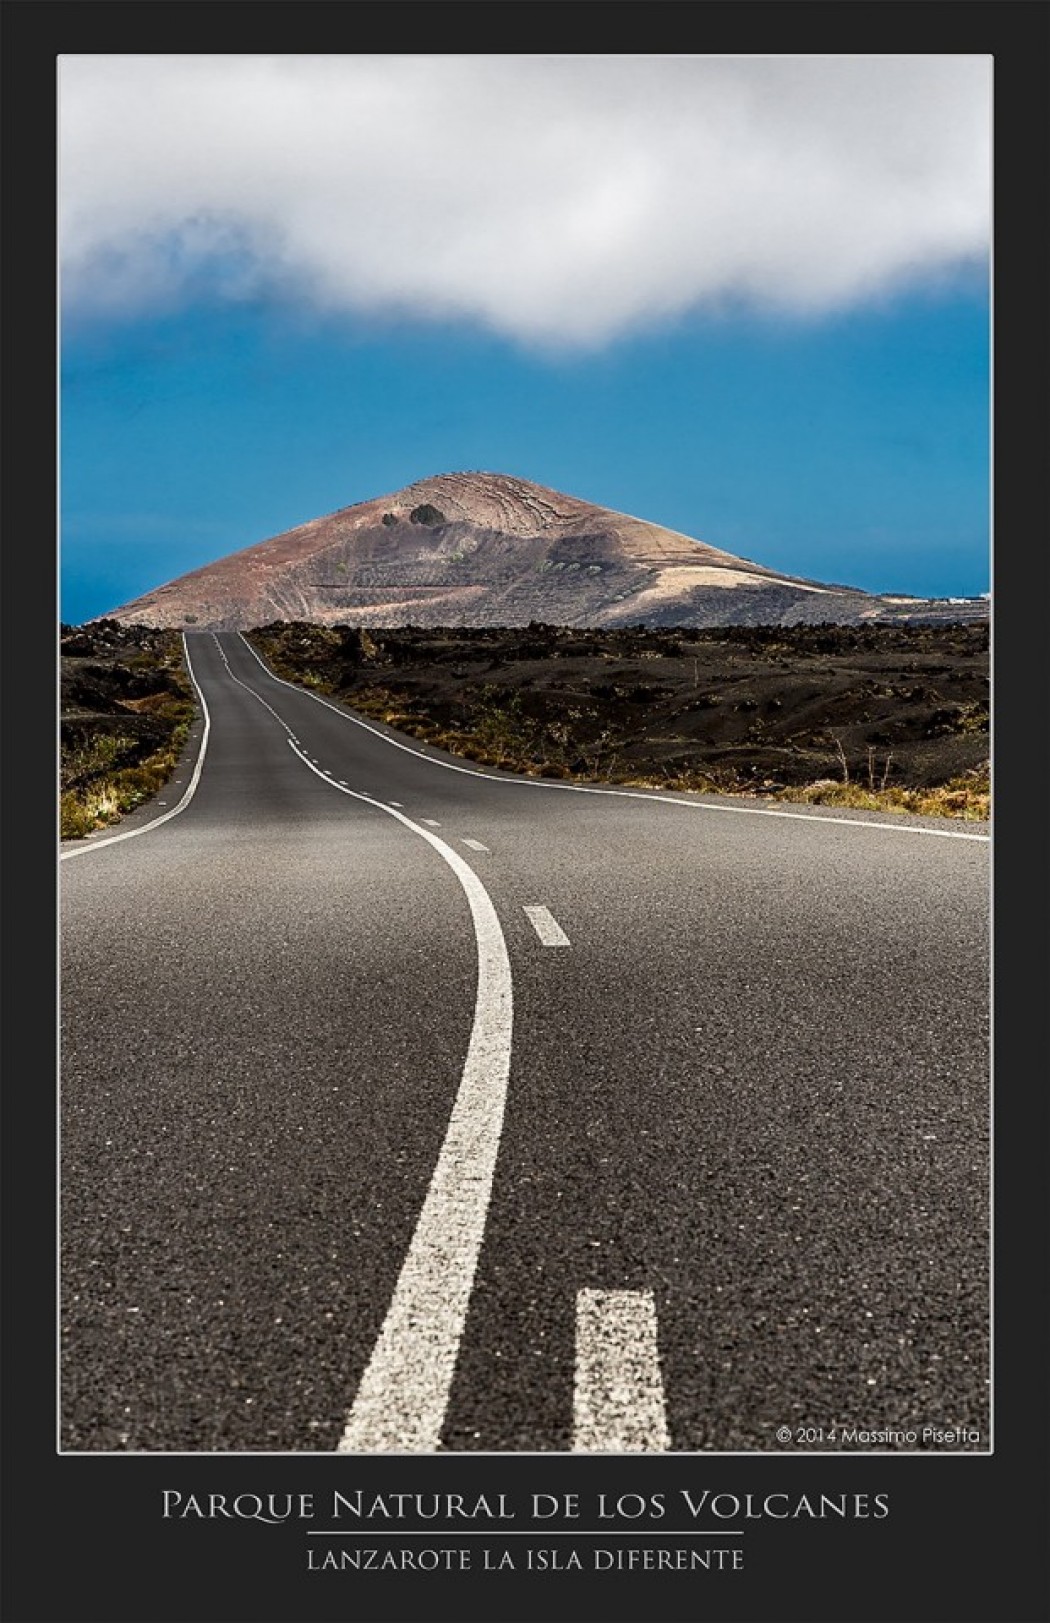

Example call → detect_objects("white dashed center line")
573 1289 670 1453
523 905 571 947
461 838 489 852
421 818 441 827
388 801 404 808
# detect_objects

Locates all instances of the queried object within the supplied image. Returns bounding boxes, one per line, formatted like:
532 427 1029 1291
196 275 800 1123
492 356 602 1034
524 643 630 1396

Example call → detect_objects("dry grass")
776 767 989 821
341 689 988 818
60 721 193 839
62 622 198 840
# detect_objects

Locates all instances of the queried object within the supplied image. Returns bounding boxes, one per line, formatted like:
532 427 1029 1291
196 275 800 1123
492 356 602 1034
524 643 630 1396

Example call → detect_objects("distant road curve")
63 630 988 858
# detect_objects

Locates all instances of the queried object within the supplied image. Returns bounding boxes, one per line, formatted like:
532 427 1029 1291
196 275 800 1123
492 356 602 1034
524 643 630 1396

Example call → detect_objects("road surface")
60 631 989 1453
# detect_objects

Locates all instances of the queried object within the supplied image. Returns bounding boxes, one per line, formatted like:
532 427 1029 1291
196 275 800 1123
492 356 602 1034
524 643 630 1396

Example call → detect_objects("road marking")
187 647 514 1453
523 905 571 947
388 801 404 808
211 637 301 732
462 838 489 852
421 817 441 826
280 746 514 1453
573 1289 670 1453
60 634 212 861
235 633 988 843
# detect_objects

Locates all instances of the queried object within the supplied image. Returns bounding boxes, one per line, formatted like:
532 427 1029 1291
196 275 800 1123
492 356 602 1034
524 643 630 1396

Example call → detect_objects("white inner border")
56 50 993 1459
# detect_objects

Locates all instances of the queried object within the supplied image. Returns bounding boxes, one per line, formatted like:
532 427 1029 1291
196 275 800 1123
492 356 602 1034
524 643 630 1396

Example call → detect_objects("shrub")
409 503 446 527
60 794 95 840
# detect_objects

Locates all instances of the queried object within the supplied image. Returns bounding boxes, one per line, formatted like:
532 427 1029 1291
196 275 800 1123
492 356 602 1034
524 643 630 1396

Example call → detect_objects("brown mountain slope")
105 472 986 630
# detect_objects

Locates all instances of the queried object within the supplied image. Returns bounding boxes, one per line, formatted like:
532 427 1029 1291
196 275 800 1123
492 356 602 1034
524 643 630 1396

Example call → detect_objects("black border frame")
4 7 1048 1621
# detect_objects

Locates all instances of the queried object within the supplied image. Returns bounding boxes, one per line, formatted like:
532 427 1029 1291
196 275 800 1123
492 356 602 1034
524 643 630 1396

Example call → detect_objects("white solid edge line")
60 633 212 861
523 905 571 947
573 1289 670 1453
235 633 987 843
189 638 514 1452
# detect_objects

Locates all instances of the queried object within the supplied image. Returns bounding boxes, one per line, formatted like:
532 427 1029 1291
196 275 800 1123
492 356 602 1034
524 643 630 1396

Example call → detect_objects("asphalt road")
60 631 990 1454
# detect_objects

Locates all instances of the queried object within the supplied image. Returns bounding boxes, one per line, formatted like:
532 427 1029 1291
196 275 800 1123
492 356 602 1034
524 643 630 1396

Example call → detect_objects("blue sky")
59 55 990 624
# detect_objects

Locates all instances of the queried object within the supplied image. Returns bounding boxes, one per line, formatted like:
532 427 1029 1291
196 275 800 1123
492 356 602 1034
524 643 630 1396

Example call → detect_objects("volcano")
105 472 984 630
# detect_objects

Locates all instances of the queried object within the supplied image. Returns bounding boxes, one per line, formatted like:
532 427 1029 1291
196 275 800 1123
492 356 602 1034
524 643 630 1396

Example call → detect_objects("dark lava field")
249 620 989 804
60 621 195 835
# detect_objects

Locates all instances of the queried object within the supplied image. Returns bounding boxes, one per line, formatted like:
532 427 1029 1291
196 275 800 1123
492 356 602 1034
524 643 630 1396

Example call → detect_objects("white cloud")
59 54 990 345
